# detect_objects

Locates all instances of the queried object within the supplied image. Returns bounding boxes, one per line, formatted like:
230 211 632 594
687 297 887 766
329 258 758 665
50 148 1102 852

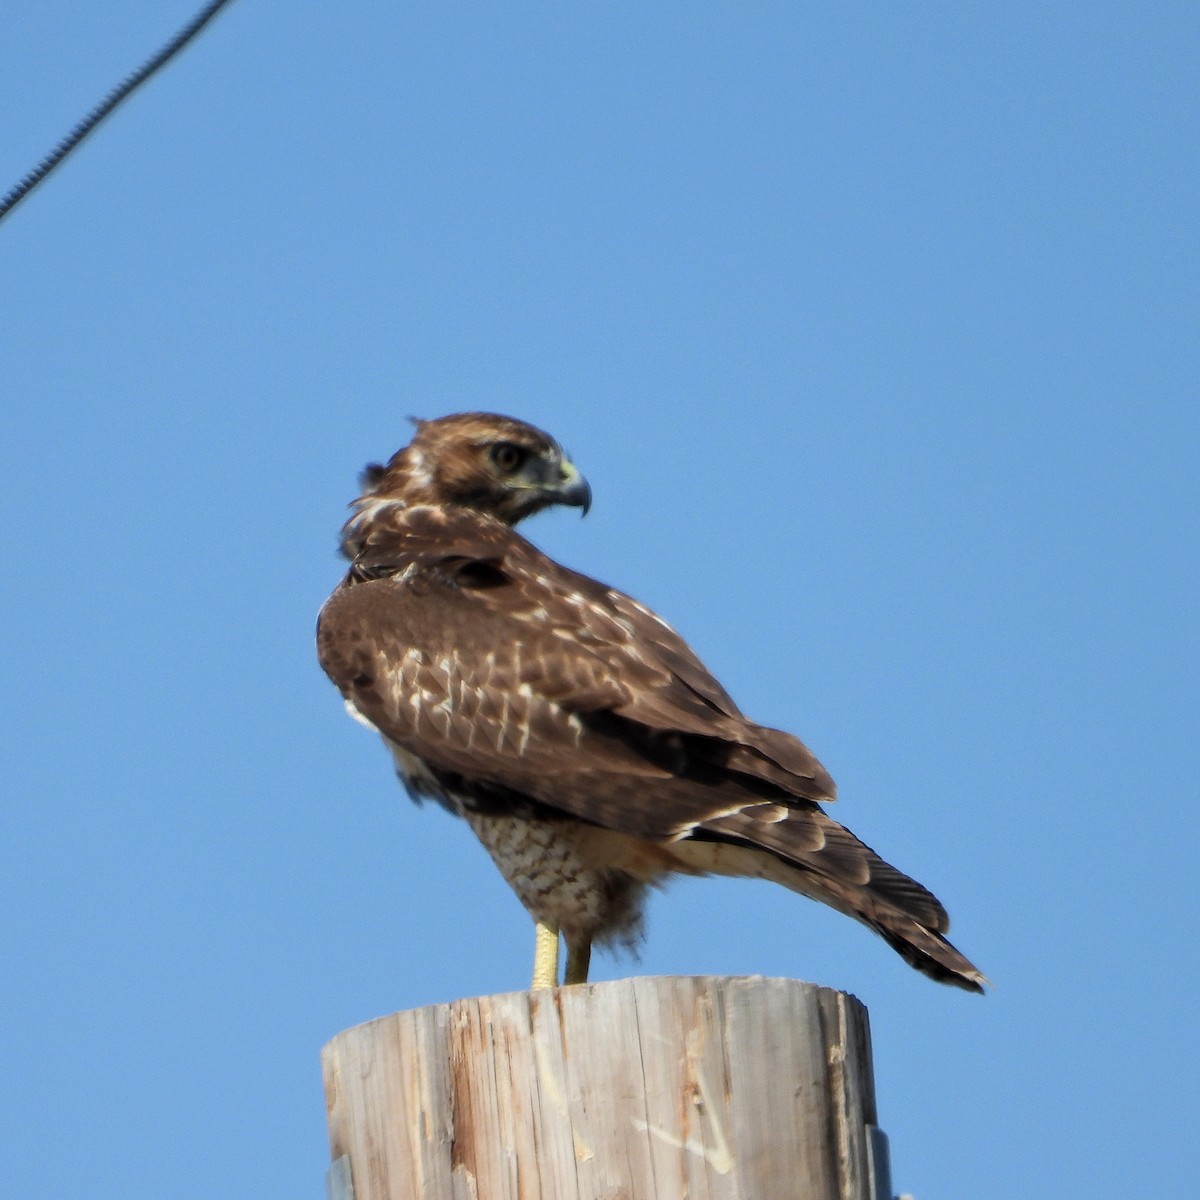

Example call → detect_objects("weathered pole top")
322 975 896 1200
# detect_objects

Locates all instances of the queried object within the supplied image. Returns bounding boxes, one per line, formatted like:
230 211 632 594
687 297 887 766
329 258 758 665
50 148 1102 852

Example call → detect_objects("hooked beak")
554 459 592 515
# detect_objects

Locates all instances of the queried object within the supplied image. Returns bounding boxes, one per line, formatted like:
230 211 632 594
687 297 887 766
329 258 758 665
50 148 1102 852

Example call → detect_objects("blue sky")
2 3 1196 1196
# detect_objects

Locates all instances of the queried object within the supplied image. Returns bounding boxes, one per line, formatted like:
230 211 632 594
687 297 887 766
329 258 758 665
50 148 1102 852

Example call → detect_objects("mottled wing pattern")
319 505 834 837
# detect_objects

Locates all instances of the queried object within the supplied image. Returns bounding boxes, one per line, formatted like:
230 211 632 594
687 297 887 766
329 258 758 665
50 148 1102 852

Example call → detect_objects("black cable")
0 0 238 225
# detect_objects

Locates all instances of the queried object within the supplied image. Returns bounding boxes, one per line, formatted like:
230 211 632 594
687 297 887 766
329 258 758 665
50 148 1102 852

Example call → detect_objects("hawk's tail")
865 906 986 992
679 802 987 993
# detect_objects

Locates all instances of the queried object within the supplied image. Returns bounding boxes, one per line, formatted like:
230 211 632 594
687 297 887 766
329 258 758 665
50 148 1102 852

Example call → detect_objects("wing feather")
317 511 834 838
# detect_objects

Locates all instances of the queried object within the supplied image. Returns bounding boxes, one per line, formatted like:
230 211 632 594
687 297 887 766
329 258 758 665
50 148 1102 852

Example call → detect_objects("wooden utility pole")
322 975 894 1200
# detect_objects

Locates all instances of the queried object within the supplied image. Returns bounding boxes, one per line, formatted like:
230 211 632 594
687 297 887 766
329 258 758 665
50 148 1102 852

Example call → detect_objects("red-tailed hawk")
318 413 984 992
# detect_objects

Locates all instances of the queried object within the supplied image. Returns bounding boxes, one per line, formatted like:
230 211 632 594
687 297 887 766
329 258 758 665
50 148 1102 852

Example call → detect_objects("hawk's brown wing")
318 510 835 840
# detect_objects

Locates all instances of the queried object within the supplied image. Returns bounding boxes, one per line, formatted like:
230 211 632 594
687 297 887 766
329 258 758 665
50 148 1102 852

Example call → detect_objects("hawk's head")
353 412 591 527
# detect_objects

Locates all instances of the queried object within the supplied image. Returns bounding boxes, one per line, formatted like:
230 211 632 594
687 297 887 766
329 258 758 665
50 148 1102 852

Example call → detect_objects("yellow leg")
564 940 591 986
531 920 560 989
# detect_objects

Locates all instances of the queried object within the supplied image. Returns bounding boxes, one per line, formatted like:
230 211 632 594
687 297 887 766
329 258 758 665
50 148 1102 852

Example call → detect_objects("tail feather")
678 802 986 992
870 909 986 993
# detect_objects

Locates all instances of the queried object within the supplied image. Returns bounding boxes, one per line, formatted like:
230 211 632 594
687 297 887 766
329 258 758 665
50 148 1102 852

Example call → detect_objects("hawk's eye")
489 442 527 474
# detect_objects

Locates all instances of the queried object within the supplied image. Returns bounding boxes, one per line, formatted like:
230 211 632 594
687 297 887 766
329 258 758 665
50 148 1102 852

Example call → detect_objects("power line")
0 0 238 226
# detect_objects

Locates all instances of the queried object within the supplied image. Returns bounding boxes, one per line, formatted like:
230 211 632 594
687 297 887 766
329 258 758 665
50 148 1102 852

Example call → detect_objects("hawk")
317 413 984 992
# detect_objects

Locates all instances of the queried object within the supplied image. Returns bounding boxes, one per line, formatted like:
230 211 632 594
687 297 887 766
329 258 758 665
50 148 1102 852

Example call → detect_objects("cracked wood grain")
322 976 880 1200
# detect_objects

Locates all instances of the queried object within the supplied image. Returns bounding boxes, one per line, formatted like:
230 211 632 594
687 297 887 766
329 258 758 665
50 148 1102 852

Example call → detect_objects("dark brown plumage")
317 412 985 992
